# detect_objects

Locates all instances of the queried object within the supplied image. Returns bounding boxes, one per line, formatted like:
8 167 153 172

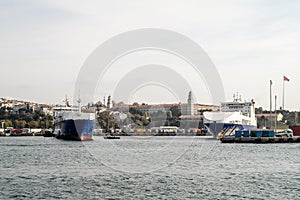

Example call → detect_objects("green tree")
97 111 116 130
2 120 13 128
15 120 26 128
29 121 39 128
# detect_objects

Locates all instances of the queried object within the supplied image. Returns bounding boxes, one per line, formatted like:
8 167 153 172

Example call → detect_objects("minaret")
187 91 194 115
107 95 112 110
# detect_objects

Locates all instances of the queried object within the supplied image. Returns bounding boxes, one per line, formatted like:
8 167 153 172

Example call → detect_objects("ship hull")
55 119 94 141
204 122 256 138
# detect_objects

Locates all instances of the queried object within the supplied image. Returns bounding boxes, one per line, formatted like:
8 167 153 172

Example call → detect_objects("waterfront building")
255 113 283 122
111 91 219 129
113 91 218 114
181 91 195 115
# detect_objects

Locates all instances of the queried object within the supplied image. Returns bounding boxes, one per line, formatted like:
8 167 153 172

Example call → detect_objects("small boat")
103 125 120 139
103 135 120 139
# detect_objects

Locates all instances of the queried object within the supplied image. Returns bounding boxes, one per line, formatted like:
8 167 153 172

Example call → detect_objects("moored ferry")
203 94 257 138
53 98 95 141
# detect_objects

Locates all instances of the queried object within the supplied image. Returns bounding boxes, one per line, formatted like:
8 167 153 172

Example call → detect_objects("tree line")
0 106 53 129
97 105 205 130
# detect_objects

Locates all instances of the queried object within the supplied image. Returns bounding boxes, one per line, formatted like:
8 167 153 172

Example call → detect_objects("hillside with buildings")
0 98 53 129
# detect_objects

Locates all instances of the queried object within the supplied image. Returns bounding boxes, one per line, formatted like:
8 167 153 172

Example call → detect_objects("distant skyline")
1 1 300 110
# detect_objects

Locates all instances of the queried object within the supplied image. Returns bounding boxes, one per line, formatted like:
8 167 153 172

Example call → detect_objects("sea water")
0 136 299 199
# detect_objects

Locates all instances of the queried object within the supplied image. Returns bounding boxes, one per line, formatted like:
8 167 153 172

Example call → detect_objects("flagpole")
275 95 277 132
282 76 290 110
282 78 285 110
270 80 272 129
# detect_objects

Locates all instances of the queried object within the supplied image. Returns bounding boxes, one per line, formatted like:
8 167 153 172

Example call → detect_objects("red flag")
283 76 290 82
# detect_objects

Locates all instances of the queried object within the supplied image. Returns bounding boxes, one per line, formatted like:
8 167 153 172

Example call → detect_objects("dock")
221 136 300 143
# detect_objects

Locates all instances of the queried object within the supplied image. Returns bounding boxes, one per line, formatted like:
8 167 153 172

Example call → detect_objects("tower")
107 95 112 110
187 91 194 115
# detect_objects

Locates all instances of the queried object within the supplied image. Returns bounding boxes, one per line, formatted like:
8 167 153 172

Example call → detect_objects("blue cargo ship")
53 98 95 141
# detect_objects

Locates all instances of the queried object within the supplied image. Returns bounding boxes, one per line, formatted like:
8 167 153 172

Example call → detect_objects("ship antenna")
63 95 71 107
77 92 81 113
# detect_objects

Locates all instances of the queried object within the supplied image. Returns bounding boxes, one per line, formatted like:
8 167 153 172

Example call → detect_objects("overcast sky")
1 0 300 110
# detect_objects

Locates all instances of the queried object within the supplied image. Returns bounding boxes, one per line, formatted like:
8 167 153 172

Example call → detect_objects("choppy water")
0 136 299 199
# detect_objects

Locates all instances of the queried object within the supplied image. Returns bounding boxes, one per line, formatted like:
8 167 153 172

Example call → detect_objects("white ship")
203 94 257 138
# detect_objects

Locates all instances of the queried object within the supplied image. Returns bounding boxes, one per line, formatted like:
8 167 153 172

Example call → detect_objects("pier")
221 136 300 143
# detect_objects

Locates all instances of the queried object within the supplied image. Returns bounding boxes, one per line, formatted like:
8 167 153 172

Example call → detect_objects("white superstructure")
203 94 257 138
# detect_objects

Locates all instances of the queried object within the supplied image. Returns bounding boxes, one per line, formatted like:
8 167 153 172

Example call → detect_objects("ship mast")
233 92 242 102
77 93 81 113
63 96 70 107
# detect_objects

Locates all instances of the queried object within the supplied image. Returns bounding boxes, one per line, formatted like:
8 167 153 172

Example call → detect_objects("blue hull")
204 122 256 139
56 119 94 141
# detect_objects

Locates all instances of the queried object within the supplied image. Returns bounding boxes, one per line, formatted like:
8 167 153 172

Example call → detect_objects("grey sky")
1 0 300 110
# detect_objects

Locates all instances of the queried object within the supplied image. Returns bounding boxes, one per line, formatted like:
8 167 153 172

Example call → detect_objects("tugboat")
103 134 120 139
103 128 120 140
52 97 95 141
